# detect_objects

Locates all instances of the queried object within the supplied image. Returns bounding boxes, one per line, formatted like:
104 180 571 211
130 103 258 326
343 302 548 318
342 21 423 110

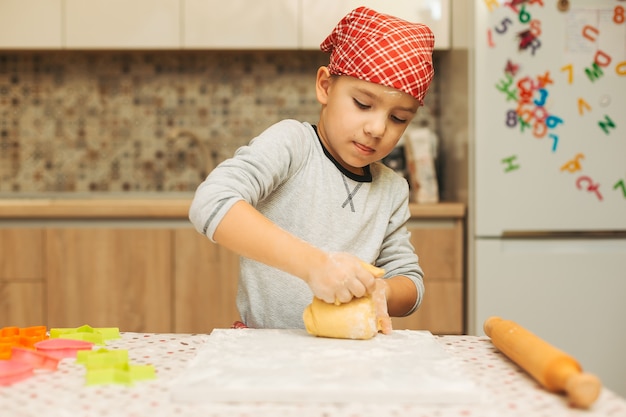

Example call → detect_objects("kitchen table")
1 332 624 417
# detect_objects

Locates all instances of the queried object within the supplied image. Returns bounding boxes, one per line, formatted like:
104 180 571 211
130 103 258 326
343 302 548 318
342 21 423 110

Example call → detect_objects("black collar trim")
312 125 372 183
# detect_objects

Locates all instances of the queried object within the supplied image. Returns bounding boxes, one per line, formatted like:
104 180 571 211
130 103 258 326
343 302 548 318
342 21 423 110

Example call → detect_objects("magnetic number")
495 17 514 34
506 110 518 128
533 120 547 138
529 20 542 37
517 76 537 94
517 104 534 124
546 115 564 129
615 6 625 24
549 134 559 152
519 5 532 23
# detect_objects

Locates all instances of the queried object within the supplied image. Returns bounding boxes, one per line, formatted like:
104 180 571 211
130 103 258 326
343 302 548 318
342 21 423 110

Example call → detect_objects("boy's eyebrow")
354 87 418 113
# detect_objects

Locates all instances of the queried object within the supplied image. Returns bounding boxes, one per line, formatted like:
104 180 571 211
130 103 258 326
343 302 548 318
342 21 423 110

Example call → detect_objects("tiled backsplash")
0 51 438 193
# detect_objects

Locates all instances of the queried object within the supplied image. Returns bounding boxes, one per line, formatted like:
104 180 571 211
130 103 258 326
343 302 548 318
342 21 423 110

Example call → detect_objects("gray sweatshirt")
189 119 424 329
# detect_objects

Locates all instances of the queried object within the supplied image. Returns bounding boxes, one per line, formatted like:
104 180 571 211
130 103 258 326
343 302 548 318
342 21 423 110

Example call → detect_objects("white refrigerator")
469 0 626 397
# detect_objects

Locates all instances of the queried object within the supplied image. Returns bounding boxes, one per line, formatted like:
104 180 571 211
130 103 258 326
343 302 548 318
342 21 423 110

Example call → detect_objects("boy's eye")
353 98 409 124
353 98 370 109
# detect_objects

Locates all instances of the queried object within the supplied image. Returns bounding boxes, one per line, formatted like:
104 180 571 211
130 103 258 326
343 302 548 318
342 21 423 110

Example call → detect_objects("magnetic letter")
526 37 541 55
560 153 584 173
585 62 604 82
533 88 548 107
614 179 626 198
502 155 520 172
518 116 531 132
582 25 599 42
577 98 592 115
505 1 519 14
484 0 500 12
594 50 612 67
598 115 616 135
496 74 518 101
576 176 603 201
505 59 520 76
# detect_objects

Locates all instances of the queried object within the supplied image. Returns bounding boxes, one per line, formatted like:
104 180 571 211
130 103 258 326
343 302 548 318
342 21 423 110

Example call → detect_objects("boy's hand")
305 253 378 304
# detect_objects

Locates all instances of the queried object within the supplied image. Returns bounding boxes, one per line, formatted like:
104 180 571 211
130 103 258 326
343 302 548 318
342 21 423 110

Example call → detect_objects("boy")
189 7 434 331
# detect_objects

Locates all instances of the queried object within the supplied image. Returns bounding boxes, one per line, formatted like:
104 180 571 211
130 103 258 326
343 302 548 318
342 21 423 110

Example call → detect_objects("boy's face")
316 66 419 175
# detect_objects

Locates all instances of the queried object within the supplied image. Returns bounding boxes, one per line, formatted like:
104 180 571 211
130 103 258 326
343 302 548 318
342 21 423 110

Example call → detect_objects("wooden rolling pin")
484 316 601 408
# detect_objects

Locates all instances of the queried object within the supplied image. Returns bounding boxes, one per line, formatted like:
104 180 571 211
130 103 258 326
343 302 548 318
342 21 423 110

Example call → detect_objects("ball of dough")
303 295 379 340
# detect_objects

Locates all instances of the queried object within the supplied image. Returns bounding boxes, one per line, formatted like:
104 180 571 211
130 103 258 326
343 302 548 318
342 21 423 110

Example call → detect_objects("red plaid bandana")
320 7 435 105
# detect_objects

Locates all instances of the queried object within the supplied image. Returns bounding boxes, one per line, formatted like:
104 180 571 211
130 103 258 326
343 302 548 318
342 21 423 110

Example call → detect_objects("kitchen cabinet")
392 204 465 334
42 226 239 333
300 0 450 50
64 0 180 49
46 228 172 332
299 1 351 49
0 199 464 334
450 0 470 49
1 0 452 50
0 0 63 49
183 0 298 49
173 228 240 332
0 229 45 327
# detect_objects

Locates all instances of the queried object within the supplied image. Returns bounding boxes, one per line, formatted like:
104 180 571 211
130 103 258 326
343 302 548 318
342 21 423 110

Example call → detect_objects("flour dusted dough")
303 295 379 340
303 262 386 340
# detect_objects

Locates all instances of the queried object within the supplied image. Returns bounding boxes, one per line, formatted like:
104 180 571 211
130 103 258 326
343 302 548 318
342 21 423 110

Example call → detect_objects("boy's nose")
364 116 386 138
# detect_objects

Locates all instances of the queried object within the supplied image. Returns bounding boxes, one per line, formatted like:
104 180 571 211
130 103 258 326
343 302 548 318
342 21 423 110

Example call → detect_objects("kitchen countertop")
1 331 623 417
0 198 465 219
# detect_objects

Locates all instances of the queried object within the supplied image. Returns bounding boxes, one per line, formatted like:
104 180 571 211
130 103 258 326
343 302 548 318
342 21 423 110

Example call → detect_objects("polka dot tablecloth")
1 333 625 417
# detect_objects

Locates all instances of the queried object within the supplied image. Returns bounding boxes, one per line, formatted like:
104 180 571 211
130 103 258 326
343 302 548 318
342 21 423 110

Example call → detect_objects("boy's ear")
315 66 332 105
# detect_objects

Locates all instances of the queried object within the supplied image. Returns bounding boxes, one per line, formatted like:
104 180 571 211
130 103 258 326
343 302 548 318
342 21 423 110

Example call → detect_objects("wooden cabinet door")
392 219 464 334
0 229 45 327
183 0 298 49
299 1 352 49
0 229 44 280
46 228 172 332
0 282 45 328
0 0 63 48
173 228 240 333
65 0 180 48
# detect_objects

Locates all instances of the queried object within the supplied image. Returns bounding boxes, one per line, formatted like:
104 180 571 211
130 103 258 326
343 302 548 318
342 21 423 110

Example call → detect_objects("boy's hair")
321 6 435 105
